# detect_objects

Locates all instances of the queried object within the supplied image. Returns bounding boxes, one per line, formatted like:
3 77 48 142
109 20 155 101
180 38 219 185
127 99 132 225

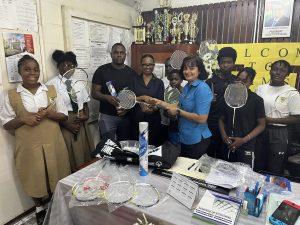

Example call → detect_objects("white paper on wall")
89 22 110 43
73 47 90 68
0 0 38 32
16 0 38 32
72 18 89 47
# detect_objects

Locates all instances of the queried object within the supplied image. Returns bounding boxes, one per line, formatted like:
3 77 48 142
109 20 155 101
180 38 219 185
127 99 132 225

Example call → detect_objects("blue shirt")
178 79 213 145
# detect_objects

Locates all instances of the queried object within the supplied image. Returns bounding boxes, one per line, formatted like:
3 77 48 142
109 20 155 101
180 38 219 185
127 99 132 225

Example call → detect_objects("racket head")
224 82 248 108
45 96 56 109
104 181 134 204
72 177 107 202
164 86 180 104
273 89 299 117
117 89 137 109
61 67 89 103
131 183 160 207
170 50 188 70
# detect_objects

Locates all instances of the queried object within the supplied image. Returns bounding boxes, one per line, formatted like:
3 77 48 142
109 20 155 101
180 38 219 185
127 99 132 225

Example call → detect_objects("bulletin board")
62 6 133 121
0 0 43 88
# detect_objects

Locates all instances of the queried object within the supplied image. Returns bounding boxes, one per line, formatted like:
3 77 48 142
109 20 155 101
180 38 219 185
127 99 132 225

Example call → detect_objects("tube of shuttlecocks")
139 122 148 176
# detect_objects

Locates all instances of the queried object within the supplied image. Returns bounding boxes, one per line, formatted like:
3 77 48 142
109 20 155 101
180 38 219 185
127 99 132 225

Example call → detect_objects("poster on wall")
262 0 294 38
3 33 35 82
217 43 300 91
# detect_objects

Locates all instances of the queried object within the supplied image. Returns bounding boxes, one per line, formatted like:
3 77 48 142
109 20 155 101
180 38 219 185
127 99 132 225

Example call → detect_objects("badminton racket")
72 177 108 202
164 86 181 105
104 180 134 204
170 50 188 70
224 82 248 158
117 89 148 109
60 67 90 114
131 183 160 208
267 89 299 118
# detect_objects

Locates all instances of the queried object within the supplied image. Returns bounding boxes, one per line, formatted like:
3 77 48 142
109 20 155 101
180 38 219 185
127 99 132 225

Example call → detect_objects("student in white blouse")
47 50 93 172
0 55 70 224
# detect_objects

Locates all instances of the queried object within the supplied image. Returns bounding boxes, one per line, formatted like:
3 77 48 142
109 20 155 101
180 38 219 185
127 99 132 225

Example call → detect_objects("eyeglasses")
142 63 155 67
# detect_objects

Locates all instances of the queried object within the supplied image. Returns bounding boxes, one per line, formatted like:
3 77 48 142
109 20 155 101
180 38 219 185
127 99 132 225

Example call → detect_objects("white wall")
142 0 235 11
0 0 134 224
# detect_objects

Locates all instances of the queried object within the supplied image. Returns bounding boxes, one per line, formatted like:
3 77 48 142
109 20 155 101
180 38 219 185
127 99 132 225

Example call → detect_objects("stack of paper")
166 157 206 180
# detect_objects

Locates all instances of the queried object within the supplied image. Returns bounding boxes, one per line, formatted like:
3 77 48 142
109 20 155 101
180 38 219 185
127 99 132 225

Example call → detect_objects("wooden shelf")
131 43 199 74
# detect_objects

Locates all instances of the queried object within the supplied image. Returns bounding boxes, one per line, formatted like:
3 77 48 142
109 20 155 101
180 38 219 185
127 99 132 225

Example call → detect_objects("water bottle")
139 122 148 176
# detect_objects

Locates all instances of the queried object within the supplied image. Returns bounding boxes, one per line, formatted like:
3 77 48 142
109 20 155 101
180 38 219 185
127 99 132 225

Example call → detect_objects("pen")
188 163 195 170
257 187 261 195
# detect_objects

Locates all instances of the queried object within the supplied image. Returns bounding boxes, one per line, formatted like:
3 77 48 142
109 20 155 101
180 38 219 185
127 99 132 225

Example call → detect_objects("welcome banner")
217 43 300 90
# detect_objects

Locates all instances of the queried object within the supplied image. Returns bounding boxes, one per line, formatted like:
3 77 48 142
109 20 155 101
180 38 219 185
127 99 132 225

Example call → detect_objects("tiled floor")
12 212 37 225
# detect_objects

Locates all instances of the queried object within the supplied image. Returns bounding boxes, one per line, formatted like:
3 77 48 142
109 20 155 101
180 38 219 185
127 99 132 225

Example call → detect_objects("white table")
44 159 300 225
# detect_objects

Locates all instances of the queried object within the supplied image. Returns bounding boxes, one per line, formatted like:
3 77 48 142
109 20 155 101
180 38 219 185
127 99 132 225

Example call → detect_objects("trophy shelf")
131 43 199 74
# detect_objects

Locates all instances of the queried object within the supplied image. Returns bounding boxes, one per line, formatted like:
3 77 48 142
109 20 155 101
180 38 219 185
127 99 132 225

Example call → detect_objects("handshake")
138 96 179 116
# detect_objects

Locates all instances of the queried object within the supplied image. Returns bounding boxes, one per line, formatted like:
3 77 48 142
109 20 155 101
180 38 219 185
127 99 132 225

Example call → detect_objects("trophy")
154 9 163 44
170 14 178 44
162 8 170 43
189 13 199 44
159 0 171 7
145 22 153 44
133 13 145 44
183 13 190 43
176 12 184 43
132 0 145 44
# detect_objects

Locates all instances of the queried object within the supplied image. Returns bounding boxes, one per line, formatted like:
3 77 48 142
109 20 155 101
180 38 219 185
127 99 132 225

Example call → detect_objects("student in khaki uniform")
0 55 70 225
47 50 93 172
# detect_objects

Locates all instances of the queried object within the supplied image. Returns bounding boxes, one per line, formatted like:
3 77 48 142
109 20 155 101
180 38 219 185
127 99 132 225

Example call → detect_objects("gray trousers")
266 126 288 174
98 113 130 141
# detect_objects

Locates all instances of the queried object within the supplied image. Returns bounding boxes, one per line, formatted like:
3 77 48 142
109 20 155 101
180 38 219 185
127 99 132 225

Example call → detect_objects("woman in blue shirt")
151 55 213 159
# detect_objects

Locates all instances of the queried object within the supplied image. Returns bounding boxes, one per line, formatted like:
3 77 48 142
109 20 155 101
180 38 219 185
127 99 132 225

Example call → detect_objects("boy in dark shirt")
206 47 237 159
218 67 266 168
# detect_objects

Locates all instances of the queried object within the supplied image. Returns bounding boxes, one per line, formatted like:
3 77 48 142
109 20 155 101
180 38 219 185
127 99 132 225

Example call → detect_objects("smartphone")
269 200 300 225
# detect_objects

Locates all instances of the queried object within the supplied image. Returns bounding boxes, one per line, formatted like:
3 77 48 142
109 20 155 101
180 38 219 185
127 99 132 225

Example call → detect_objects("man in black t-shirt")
91 43 138 141
219 68 266 168
206 47 237 159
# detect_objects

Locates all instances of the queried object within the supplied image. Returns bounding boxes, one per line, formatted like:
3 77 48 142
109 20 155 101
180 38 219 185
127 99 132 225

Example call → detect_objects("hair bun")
52 50 65 63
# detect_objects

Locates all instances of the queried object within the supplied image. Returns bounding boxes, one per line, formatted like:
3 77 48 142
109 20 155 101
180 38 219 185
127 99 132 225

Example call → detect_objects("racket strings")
170 50 188 69
117 90 136 109
224 83 248 108
104 181 134 204
61 68 90 105
164 87 180 104
131 183 160 207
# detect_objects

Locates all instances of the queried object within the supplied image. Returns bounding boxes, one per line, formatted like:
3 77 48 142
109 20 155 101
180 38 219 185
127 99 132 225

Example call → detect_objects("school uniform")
47 75 93 172
0 84 70 198
256 84 300 174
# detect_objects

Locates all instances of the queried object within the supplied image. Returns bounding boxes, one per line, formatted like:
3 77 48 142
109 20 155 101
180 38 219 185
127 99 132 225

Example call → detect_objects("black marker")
188 163 195 170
